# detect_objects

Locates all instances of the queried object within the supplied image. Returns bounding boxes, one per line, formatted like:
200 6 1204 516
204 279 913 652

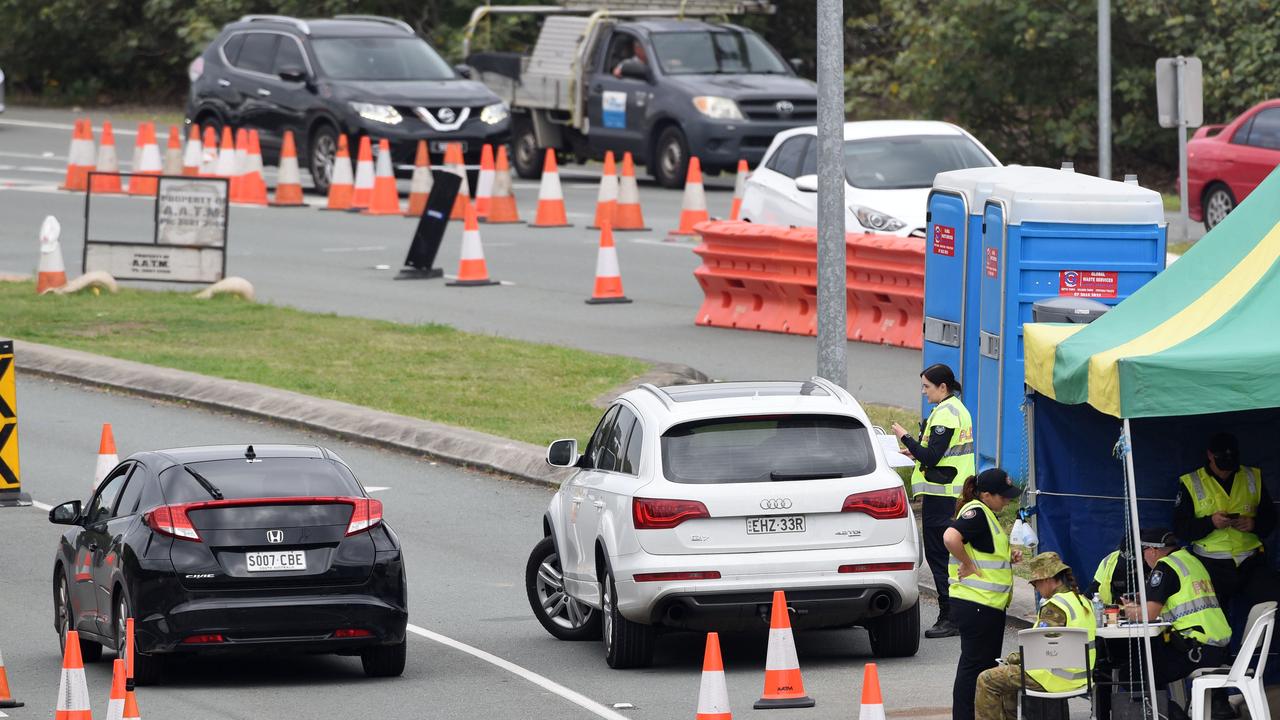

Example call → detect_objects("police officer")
1172 433 1277 625
1086 536 1145 606
944 468 1022 720
974 552 1096 720
893 363 975 639
1123 528 1233 719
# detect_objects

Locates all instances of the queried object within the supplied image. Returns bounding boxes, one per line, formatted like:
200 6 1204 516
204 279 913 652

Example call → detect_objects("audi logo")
266 530 284 544
759 498 793 510
775 100 795 116
436 107 457 123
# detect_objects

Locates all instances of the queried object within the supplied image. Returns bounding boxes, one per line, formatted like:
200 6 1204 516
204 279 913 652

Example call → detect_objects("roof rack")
638 383 675 410
333 14 415 34
238 15 311 34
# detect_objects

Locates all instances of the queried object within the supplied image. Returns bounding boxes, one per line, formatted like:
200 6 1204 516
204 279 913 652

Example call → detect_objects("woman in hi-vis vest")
893 363 975 639
943 468 1022 720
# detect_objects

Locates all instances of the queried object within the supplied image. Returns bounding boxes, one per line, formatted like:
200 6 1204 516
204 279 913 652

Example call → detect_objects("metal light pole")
1097 0 1112 179
815 0 847 386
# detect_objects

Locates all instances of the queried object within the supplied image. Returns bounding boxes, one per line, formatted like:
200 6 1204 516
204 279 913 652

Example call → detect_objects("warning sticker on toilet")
1059 270 1118 298
932 225 955 256
985 247 999 278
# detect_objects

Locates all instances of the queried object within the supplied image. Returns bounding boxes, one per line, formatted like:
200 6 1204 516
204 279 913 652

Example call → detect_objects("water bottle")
1091 593 1105 626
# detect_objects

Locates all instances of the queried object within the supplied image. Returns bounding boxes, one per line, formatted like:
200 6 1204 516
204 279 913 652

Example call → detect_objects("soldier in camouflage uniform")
974 553 1094 720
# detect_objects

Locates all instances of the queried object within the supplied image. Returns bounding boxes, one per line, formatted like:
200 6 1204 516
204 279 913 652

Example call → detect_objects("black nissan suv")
185 14 511 193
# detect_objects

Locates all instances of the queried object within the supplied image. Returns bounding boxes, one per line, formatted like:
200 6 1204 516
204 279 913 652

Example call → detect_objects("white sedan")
739 120 1000 237
525 378 921 668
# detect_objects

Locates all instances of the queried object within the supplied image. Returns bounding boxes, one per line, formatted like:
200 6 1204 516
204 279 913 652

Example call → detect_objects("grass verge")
1162 193 1180 212
1168 239 1196 256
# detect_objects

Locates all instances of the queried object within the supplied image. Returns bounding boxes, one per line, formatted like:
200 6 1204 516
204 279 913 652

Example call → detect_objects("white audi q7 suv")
525 378 921 668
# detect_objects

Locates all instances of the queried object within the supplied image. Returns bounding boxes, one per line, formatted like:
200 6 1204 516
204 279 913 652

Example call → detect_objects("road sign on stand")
1156 56 1203 242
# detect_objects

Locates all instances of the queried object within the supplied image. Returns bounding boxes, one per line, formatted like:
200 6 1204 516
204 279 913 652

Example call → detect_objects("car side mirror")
618 58 649 81
277 65 307 83
49 500 82 525
546 438 580 468
794 174 818 193
454 64 473 79
789 57 805 75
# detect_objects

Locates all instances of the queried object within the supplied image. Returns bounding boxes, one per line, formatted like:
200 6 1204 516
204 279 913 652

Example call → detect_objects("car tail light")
188 57 204 83
334 628 373 638
145 504 201 541
838 562 914 574
346 498 383 536
181 633 224 644
633 571 721 582
632 497 710 530
841 487 907 519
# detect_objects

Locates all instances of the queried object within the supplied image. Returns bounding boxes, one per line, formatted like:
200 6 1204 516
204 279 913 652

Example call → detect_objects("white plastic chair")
1188 605 1275 720
1017 626 1093 720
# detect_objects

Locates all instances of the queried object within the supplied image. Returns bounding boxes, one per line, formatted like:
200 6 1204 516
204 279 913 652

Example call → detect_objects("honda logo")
775 100 795 116
436 107 456 123
266 530 284 544
759 498 793 510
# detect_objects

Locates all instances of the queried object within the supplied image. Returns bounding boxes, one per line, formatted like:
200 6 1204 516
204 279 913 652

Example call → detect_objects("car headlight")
479 102 509 125
692 96 744 120
851 205 907 233
349 102 403 125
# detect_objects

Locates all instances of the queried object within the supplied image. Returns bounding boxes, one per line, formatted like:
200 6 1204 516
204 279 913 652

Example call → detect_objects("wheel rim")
602 577 614 653
535 552 595 630
516 133 538 172
115 597 128 658
1206 190 1233 227
660 139 683 181
57 579 70 651
312 133 336 187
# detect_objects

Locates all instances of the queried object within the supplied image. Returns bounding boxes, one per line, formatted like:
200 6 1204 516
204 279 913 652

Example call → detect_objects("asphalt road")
0 376 1056 719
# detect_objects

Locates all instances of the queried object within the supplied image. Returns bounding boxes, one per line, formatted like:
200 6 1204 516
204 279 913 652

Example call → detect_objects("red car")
1187 99 1280 229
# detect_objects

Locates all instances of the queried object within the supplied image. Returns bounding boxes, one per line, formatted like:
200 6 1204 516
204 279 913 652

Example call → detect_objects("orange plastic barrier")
692 221 924 349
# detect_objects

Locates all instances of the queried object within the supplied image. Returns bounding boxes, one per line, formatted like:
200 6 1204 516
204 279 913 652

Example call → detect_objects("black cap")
975 468 1021 499
1139 527 1178 548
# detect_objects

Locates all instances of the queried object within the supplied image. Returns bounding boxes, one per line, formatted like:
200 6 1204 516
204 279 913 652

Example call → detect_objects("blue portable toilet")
975 168 1166 478
924 167 1012 418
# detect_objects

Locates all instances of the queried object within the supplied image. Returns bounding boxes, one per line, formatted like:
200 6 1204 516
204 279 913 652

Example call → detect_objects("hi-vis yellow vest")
948 500 1012 609
1028 590 1097 693
1158 549 1232 647
1093 550 1122 605
910 395 975 498
1179 466 1264 563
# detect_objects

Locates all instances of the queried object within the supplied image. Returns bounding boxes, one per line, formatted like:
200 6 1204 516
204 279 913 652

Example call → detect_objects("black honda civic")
49 444 407 684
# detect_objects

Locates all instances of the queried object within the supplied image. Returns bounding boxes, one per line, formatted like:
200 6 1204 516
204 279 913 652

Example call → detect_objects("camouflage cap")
1026 552 1070 582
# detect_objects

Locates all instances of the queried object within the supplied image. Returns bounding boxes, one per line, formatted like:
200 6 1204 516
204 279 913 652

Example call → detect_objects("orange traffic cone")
123 617 141 718
445 143 471 220
60 119 96 191
363 139 403 215
404 140 433 217
90 120 123 194
350 136 375 211
128 123 162 196
532 149 572 228
729 159 749 221
695 632 731 720
227 128 249 200
857 663 885 720
446 201 499 287
323 135 355 211
272 130 306 206
123 688 141 720
214 127 237 179
588 151 619 230
474 144 495 218
484 145 522 224
94 423 118 491
586 224 631 304
36 215 68 295
669 156 709 238
235 130 269 205
0 641 23 708
181 124 202 176
106 659 126 720
162 125 184 176
199 126 218 177
129 123 145 183
754 590 814 709
613 151 649 231
55 630 91 720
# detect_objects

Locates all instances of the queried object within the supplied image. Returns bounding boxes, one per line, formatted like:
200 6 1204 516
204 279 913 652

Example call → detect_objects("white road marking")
32 500 53 511
364 486 390 493
631 238 697 249
406 623 630 720
0 118 140 136
321 246 387 253
0 150 68 161
18 166 66 174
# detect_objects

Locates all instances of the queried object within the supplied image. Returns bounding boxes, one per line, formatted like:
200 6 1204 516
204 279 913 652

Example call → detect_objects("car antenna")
245 445 256 461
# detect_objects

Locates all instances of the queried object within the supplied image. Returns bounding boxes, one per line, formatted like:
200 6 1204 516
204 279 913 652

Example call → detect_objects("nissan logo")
266 530 284 544
775 100 795 116
436 107 457 123
759 498 793 510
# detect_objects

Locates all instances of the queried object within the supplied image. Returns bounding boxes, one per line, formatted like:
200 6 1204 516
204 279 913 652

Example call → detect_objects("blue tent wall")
1031 394 1280 581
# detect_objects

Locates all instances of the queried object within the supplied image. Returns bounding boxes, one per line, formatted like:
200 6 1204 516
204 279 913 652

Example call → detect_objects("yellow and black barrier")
0 340 30 508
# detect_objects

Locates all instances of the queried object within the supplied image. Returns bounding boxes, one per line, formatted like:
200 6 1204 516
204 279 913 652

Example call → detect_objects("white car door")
564 405 619 586
752 135 816 227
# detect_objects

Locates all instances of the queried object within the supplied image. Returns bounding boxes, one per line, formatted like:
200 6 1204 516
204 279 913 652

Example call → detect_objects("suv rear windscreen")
660 414 875 484
312 37 454 81
160 458 363 503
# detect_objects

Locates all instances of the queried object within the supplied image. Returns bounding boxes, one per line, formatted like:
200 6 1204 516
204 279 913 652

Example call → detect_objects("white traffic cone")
37 216 68 295
94 423 118 491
